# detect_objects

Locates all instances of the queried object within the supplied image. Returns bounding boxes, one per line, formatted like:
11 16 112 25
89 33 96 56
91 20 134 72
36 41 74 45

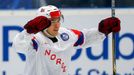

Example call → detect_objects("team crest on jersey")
60 33 69 41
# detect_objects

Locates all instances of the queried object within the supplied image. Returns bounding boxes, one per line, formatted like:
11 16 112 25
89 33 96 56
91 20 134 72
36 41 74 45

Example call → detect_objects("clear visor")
50 15 64 23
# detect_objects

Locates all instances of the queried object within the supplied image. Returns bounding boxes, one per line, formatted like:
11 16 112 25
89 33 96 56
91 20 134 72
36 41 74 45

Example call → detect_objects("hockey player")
12 5 120 75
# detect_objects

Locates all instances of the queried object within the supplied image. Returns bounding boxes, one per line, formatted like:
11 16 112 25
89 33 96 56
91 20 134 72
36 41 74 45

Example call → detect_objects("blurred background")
0 0 134 9
0 0 134 75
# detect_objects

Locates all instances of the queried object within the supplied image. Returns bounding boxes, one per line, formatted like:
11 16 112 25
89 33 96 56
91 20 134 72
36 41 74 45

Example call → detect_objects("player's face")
47 17 61 36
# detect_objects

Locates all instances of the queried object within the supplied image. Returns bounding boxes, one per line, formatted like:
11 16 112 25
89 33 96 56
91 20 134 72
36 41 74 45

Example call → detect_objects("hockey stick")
111 0 116 75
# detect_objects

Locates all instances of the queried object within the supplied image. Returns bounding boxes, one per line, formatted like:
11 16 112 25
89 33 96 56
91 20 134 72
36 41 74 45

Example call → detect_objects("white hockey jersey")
12 27 105 75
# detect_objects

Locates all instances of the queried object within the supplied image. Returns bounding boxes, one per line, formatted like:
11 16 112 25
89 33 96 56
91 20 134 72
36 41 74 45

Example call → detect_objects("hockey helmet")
37 5 62 19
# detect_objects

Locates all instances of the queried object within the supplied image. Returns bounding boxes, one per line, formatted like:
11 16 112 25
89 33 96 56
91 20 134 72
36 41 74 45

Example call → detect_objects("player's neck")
42 29 58 43
42 29 55 38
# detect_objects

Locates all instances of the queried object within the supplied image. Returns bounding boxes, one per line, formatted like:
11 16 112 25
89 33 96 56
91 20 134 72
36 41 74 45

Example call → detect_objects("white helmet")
36 5 62 19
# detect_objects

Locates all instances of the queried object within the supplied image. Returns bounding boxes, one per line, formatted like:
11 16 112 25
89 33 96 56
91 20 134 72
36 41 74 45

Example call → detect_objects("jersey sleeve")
82 28 106 47
71 28 106 47
12 30 33 54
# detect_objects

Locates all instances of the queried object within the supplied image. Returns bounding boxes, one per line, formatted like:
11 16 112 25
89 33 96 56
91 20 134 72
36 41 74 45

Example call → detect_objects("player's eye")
51 18 61 23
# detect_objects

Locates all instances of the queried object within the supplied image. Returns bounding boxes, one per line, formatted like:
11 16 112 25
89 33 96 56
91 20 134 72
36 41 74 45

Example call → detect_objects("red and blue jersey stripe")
71 29 84 46
32 37 38 51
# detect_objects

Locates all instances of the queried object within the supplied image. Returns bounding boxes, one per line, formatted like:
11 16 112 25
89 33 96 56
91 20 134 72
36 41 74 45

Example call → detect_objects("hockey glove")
98 17 121 35
24 16 51 34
